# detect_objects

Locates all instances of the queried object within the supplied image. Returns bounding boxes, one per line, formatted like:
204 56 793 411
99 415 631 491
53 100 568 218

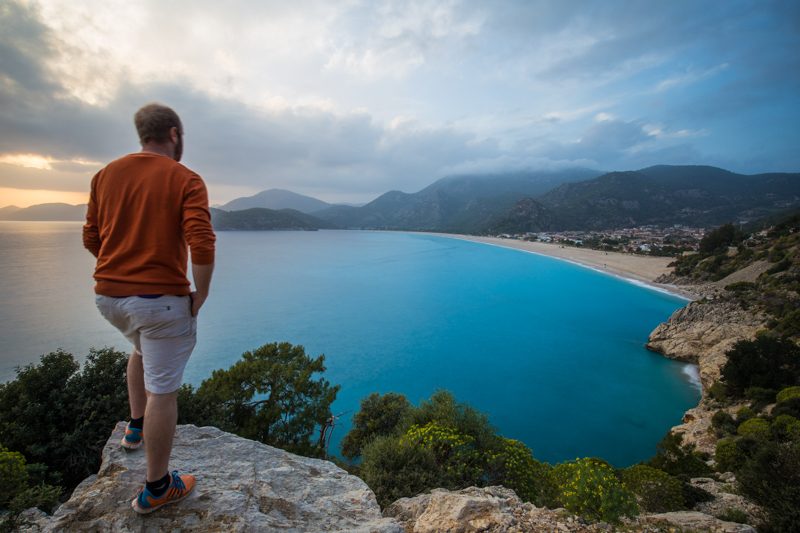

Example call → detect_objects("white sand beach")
431 234 696 300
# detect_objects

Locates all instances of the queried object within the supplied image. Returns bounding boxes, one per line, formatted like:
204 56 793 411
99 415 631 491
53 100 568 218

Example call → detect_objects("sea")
0 221 700 466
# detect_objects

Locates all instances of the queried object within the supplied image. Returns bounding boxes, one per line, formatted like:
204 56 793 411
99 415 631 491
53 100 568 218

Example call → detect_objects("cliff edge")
17 424 756 532
22 422 401 532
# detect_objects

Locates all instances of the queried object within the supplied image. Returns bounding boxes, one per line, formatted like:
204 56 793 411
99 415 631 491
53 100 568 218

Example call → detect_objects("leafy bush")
552 458 638 523
699 223 741 254
736 441 800 532
647 432 713 480
360 435 440 508
181 342 339 458
737 418 771 440
777 386 800 404
735 406 755 423
721 337 800 398
620 465 684 512
744 387 777 410
0 446 28 506
7 483 61 515
708 382 729 403
715 438 747 473
711 411 737 437
773 397 800 419
771 415 800 442
0 348 128 489
486 438 557 507
400 422 483 487
341 392 411 459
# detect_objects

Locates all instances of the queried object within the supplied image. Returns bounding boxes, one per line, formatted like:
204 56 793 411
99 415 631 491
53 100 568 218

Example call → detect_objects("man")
83 103 215 514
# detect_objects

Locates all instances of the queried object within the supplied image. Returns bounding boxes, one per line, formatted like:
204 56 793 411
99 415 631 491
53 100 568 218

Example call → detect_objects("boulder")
36 422 402 532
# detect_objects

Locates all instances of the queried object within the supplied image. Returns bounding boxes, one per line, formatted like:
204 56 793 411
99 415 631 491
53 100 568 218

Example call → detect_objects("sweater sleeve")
82 172 101 257
182 174 216 265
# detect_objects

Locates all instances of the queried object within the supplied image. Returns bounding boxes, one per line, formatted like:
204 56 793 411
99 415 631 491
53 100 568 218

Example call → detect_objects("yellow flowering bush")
552 458 638 523
486 438 557 507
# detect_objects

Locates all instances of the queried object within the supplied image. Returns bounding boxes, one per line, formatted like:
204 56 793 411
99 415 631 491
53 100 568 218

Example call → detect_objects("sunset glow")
0 188 88 208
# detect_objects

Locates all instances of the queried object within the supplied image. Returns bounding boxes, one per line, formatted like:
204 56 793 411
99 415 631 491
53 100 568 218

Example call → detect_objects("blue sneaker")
131 471 196 514
120 422 143 450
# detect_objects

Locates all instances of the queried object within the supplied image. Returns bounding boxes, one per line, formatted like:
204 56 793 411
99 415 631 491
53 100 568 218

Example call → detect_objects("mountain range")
2 165 799 232
0 203 87 221
490 165 800 233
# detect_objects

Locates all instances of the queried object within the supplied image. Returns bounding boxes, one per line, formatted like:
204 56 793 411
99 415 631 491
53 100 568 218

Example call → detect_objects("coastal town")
495 225 707 256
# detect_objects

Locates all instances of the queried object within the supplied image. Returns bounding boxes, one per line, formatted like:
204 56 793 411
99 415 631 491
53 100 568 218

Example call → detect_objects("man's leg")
143 390 178 482
127 350 147 419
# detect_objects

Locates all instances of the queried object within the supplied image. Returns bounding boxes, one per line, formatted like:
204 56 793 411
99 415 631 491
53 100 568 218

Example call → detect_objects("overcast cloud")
0 0 798 205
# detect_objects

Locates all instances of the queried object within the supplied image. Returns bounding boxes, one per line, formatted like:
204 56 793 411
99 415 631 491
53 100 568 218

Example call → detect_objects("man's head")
134 103 183 161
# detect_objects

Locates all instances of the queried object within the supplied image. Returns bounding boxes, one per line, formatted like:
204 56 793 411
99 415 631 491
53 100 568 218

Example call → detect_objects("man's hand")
190 262 214 317
190 291 207 317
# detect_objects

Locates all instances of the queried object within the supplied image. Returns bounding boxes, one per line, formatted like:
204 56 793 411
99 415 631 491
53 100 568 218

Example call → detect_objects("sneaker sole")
131 488 194 514
120 437 143 450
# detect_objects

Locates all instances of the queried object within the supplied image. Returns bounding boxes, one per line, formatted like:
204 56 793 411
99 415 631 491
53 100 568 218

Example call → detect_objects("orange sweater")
83 153 216 296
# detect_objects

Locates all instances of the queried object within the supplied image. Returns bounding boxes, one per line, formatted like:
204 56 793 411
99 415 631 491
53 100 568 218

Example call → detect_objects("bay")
0 221 699 466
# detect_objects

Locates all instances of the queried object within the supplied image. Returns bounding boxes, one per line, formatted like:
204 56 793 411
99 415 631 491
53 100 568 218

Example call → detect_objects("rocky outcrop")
646 297 768 454
22 426 759 532
383 486 755 533
646 299 767 389
31 423 402 532
690 477 764 527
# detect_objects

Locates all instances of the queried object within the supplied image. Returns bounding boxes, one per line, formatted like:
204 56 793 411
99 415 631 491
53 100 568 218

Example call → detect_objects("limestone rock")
689 477 764 528
641 511 756 532
386 486 609 533
646 299 767 389
646 298 767 454
41 422 402 532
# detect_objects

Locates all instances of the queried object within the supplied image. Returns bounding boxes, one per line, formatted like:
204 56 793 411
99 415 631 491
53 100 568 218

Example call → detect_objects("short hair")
134 103 183 144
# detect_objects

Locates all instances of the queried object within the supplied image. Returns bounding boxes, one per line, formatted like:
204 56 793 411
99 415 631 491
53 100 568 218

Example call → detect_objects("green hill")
210 207 335 231
490 165 800 232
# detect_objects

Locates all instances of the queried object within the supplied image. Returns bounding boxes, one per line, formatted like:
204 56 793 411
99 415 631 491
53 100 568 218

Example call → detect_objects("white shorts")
95 294 196 394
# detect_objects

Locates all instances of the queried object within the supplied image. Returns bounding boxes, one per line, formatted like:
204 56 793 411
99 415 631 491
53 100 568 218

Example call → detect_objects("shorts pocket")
137 299 193 339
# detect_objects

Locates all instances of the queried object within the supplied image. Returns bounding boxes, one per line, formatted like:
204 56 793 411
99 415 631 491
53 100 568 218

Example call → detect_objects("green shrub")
0 349 129 490
721 337 800 398
708 382 729 403
647 432 713 480
8 483 61 515
735 406 755 424
737 441 800 532
360 435 441 507
341 393 411 459
773 397 800 419
0 446 28 506
744 387 777 410
186 342 339 458
401 421 483 486
777 386 800 404
486 438 557 507
715 438 747 473
737 418 771 440
620 465 684 512
716 508 749 524
711 411 737 437
552 458 638 524
771 415 800 442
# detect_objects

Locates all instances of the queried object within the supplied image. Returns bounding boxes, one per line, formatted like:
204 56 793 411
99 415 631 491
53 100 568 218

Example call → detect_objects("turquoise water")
0 222 698 466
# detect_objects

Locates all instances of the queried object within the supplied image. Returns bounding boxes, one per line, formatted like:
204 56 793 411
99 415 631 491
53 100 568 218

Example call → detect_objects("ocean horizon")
0 221 700 466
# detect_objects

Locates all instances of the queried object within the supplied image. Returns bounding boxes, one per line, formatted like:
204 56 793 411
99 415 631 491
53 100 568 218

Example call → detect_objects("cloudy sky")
1 0 798 207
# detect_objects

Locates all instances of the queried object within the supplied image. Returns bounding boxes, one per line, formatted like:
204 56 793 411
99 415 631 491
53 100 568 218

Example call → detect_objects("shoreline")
425 233 698 301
